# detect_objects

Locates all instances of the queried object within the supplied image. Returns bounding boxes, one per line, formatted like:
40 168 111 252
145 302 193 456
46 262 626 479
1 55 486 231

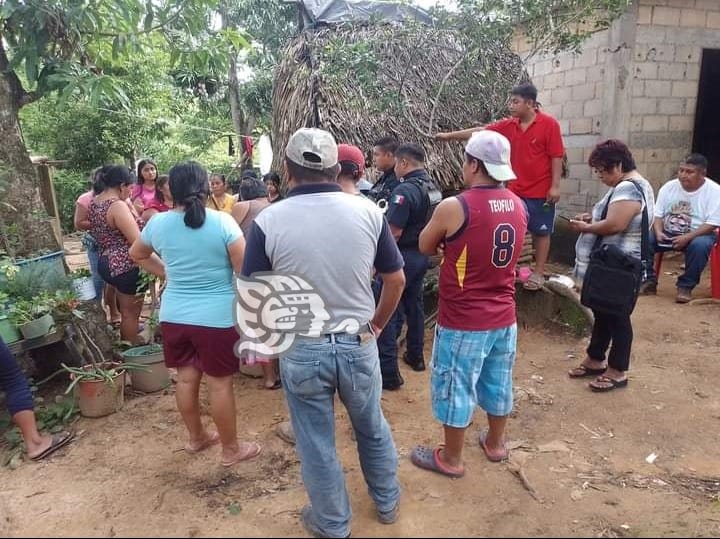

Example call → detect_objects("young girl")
263 172 283 203
132 159 160 215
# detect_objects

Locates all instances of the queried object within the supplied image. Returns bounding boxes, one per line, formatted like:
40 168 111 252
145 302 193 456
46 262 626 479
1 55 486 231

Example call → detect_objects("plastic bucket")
73 277 97 301
18 313 55 340
122 345 169 393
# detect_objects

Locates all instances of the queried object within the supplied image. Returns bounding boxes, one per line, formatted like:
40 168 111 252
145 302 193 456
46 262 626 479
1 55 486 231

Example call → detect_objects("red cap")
337 144 365 175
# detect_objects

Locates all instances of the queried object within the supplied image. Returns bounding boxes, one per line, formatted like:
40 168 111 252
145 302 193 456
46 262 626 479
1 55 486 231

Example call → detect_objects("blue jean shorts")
522 198 555 236
430 324 517 428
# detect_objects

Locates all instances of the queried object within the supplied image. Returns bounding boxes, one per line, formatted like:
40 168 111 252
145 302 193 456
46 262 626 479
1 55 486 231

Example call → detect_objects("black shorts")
98 256 146 296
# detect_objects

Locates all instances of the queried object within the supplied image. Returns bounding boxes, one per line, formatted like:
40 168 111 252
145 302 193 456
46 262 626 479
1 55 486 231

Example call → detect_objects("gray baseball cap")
285 128 338 170
465 130 516 182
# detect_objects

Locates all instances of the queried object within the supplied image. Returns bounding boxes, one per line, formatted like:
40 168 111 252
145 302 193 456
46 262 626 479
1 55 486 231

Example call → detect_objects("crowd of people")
3 81 717 538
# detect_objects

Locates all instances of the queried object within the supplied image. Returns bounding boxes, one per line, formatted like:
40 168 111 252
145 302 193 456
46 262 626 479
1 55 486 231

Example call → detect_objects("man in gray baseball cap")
241 127 406 537
410 130 527 478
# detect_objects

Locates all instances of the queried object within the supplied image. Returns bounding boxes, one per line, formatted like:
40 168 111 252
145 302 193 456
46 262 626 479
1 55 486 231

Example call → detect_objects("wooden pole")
34 162 63 251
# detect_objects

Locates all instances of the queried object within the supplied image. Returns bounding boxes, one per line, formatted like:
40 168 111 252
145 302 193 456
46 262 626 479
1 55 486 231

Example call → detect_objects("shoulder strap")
626 179 651 275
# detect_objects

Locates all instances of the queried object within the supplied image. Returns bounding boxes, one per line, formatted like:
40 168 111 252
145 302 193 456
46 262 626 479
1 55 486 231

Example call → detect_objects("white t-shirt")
654 178 720 237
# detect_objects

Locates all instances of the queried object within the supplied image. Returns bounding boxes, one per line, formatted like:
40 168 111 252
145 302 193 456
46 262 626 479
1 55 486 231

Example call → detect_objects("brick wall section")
514 0 720 214
630 0 720 192
513 31 609 214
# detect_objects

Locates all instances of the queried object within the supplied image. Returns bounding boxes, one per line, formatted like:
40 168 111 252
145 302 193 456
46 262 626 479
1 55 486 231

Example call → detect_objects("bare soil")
1 252 719 538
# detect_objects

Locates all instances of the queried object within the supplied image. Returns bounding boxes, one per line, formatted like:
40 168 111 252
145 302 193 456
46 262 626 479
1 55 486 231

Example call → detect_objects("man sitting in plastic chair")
640 153 720 303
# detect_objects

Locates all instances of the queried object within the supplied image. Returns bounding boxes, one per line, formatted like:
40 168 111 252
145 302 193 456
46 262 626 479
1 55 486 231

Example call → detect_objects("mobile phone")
557 214 572 222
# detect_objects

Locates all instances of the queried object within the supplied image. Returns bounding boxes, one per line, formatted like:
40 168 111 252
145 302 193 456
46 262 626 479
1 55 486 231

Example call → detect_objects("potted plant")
10 293 56 340
62 360 128 418
120 313 169 393
0 291 21 344
60 355 150 418
70 268 96 301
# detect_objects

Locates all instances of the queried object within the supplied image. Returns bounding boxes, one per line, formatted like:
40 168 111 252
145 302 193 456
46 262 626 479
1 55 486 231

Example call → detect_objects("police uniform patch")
393 194 405 205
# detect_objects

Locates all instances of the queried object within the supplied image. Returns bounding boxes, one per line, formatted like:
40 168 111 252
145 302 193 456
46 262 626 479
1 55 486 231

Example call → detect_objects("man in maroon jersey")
410 130 528 478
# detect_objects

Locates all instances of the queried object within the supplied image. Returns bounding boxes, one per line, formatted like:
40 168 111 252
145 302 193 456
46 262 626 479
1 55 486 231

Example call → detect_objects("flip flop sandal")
185 431 220 454
478 430 509 462
410 445 465 478
589 376 628 392
220 441 262 467
568 364 608 378
30 431 75 461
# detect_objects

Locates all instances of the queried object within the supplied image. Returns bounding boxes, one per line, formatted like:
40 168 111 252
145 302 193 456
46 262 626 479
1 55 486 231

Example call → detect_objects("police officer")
378 143 435 389
368 136 401 210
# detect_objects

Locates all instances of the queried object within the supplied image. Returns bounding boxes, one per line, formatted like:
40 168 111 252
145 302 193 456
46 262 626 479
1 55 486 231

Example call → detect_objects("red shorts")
161 322 240 377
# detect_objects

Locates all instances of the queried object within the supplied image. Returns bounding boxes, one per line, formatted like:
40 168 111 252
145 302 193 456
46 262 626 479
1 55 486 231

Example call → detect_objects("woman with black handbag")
567 140 655 392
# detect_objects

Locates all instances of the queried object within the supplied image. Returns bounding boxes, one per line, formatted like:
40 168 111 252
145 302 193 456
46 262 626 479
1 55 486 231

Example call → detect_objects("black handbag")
580 180 650 315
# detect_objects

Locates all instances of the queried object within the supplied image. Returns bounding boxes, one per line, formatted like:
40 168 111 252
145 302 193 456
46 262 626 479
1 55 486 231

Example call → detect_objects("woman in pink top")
131 159 160 215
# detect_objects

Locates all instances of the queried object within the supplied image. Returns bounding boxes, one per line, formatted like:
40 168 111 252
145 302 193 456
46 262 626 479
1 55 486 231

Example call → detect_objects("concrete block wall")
514 30 609 215
630 0 720 191
514 0 720 213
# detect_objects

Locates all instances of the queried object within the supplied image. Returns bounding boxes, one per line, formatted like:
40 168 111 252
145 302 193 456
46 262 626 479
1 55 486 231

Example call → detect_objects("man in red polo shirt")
436 83 564 290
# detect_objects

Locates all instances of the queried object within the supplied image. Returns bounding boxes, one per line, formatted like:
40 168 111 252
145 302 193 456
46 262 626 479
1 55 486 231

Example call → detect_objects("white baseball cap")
465 131 516 182
285 128 338 170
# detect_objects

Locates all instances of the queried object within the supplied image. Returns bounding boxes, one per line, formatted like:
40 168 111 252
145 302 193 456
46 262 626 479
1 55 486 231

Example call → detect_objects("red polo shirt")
486 111 564 199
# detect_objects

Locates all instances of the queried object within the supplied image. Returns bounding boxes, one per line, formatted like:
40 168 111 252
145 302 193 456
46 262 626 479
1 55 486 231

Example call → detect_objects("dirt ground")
1 252 719 538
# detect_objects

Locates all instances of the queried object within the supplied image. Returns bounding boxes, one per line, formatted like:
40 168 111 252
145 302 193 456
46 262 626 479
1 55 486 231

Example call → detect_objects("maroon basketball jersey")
438 185 528 331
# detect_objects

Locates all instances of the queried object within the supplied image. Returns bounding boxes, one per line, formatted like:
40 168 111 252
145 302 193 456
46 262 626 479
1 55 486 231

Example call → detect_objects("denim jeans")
84 236 105 300
377 248 429 382
280 332 400 537
645 232 716 290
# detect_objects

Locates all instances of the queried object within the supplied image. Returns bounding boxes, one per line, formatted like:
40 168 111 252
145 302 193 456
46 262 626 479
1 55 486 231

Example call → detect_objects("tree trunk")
0 42 59 258
222 9 254 169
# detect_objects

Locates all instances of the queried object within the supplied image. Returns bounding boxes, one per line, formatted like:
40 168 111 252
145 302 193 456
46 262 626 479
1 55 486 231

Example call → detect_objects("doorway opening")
692 49 720 181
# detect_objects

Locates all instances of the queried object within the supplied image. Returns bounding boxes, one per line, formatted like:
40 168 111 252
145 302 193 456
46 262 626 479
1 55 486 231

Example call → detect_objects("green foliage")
8 293 54 325
438 0 631 58
62 361 148 394
70 268 91 279
2 0 231 105
2 261 72 301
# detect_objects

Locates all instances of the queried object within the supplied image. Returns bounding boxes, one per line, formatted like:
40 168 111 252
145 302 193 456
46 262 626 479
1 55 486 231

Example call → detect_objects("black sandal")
589 375 628 392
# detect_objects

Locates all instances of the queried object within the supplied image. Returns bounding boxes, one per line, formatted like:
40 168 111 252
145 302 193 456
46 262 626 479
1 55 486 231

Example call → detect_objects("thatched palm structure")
271 23 524 190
